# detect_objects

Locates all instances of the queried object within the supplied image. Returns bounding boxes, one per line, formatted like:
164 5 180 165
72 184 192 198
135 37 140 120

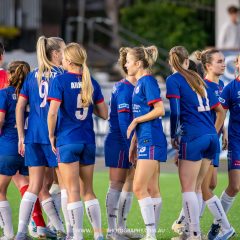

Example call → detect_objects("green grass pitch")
7 172 240 239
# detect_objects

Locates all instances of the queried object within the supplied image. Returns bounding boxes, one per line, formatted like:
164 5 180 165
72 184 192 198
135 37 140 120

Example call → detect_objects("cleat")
208 223 221 240
171 231 190 240
28 219 38 238
56 231 66 240
172 220 186 235
96 237 105 240
215 227 235 240
37 227 57 239
186 236 202 240
140 237 157 240
15 233 32 240
117 228 143 239
106 232 128 240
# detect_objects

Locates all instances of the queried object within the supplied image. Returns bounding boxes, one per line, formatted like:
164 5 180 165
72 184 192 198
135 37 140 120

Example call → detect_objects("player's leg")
58 143 85 240
79 143 104 240
0 166 14 239
133 159 159 239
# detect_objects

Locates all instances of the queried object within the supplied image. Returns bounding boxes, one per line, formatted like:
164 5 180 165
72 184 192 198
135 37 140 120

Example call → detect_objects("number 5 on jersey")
75 93 89 120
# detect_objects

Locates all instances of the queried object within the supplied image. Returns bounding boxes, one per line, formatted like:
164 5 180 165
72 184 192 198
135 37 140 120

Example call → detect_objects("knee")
133 182 146 199
28 182 43 195
80 187 95 201
110 180 124 191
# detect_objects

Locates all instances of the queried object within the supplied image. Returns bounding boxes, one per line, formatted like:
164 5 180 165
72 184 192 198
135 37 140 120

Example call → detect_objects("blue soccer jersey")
205 79 224 123
166 72 219 137
108 79 134 148
0 86 18 155
20 67 64 144
48 72 104 147
132 75 166 147
220 78 240 149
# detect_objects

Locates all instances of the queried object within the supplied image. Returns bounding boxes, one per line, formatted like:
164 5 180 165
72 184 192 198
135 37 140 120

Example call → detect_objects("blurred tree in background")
120 0 210 52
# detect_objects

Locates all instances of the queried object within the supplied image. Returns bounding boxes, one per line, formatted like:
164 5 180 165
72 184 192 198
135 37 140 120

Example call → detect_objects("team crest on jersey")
135 85 140 94
139 147 146 153
12 94 17 100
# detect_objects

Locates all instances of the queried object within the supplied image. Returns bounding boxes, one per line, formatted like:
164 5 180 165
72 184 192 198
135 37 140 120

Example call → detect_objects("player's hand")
127 119 138 139
49 135 57 154
171 137 179 149
174 150 179 167
129 135 137 164
129 145 137 165
18 137 25 157
222 132 228 150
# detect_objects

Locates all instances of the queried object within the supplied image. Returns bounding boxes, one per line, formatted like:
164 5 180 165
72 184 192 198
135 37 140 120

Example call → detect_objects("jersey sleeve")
166 75 181 99
144 77 162 106
116 86 132 148
219 83 231 109
48 77 63 102
207 88 220 109
19 74 30 99
169 98 181 138
93 79 104 104
0 90 7 113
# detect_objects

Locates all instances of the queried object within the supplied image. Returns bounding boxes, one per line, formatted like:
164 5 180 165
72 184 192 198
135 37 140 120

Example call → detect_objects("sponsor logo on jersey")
139 147 146 153
219 97 225 103
132 104 141 113
118 103 129 109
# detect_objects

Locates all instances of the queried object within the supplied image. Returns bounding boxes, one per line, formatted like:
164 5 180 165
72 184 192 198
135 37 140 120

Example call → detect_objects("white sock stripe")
67 201 83 210
41 197 53 206
61 189 68 198
138 197 153 207
152 197 162 205
84 199 99 208
0 201 10 208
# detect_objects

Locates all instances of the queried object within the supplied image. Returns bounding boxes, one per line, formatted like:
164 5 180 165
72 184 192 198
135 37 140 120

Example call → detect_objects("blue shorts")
57 144 95 165
227 150 240 170
137 145 167 162
179 134 219 161
105 141 130 169
211 153 220 167
0 155 28 176
25 143 57 167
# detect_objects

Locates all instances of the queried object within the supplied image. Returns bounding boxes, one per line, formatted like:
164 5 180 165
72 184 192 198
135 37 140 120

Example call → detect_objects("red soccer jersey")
0 69 8 89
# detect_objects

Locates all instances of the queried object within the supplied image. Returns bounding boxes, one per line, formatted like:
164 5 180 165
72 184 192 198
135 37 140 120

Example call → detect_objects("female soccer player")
15 36 66 240
166 46 234 240
197 49 231 240
126 46 167 240
105 47 143 240
217 54 240 238
172 49 229 239
48 42 108 240
0 61 30 239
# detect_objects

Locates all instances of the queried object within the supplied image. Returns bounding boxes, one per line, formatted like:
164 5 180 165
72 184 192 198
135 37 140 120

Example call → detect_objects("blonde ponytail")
36 35 64 84
169 46 206 98
64 43 93 107
128 45 158 71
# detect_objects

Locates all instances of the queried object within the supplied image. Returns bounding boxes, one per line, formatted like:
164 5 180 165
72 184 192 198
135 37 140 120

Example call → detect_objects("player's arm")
48 100 61 154
16 96 28 156
213 104 226 134
169 98 180 149
94 101 108 120
127 101 164 139
118 111 132 149
222 125 228 150
0 112 5 133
